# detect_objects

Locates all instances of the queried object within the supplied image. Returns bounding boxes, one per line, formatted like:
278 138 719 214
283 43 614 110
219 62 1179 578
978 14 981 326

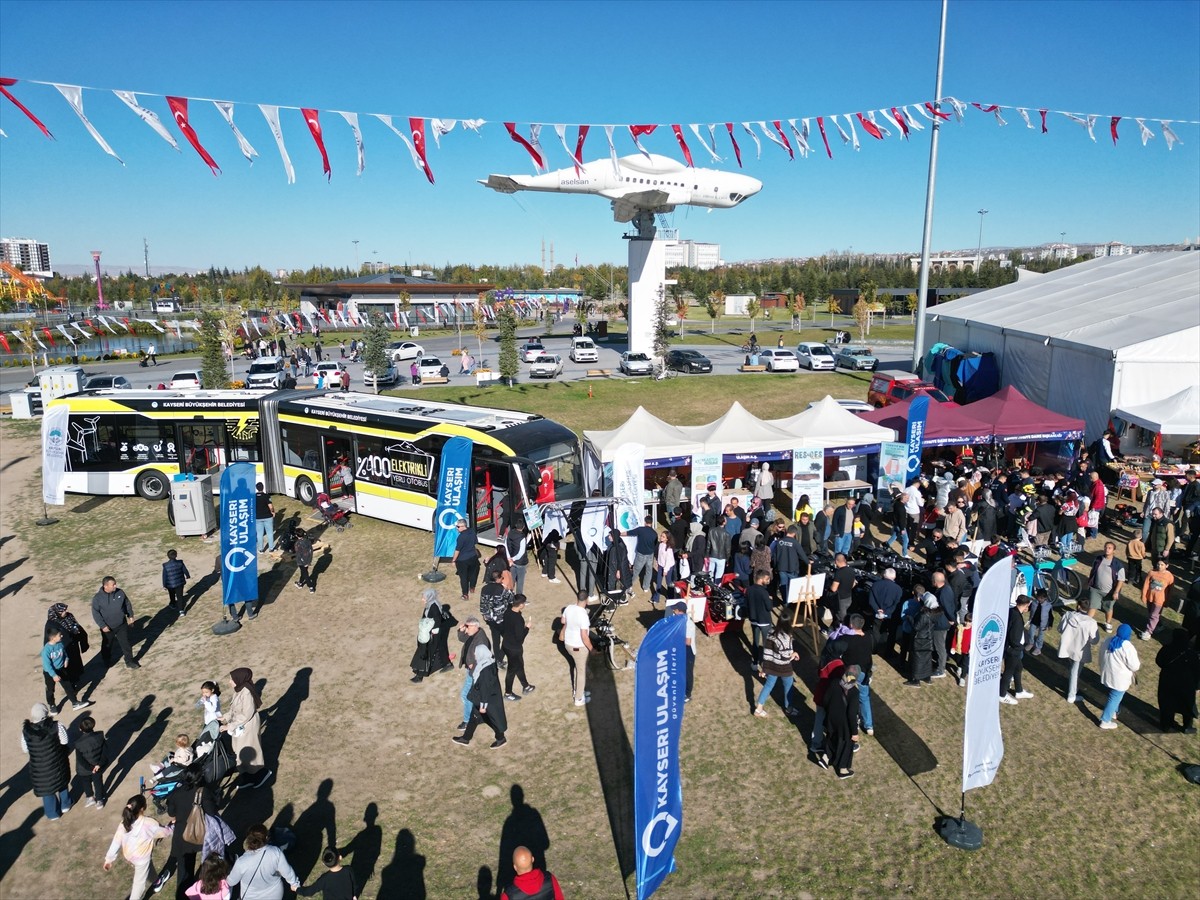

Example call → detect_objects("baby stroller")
146 721 233 812
315 492 352 531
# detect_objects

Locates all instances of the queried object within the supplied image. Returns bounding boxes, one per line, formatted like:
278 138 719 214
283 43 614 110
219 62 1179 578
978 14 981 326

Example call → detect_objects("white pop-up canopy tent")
678 401 799 455
582 405 704 463
770 395 897 449
1112 385 1200 435
923 252 1200 439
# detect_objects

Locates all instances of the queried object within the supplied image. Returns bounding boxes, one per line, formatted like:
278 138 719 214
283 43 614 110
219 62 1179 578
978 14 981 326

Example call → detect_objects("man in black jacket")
868 568 904 655
771 526 803 603
91 576 139 669
930 571 957 678
999 594 1033 704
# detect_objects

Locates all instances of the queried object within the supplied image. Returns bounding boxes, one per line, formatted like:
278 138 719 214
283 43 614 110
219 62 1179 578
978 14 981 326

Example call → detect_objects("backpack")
417 615 436 645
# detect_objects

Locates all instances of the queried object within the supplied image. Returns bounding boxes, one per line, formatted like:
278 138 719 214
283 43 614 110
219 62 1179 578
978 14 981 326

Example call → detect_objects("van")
867 369 950 408
154 298 181 313
569 337 598 363
246 355 285 388
795 341 835 371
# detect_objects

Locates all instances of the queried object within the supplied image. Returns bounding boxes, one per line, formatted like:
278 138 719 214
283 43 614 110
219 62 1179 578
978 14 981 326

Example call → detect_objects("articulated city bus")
51 389 269 501
47 389 582 541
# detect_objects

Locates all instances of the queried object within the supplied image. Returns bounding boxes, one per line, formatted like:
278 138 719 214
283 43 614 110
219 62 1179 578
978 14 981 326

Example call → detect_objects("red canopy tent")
857 399 993 447
964 385 1085 443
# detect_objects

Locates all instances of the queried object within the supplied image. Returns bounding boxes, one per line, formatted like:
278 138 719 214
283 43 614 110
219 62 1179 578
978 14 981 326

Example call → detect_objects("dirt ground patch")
1 419 1198 898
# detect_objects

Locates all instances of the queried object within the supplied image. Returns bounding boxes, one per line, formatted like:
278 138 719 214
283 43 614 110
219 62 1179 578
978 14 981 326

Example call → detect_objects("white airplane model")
479 153 762 226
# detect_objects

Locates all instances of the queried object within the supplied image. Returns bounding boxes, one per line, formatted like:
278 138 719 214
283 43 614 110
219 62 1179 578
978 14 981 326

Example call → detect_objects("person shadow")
221 747 276 834
377 827 426 899
106 703 173 798
0 809 41 881
584 660 636 882
340 802 382 889
183 570 221 613
260 666 312 774
133 605 180 663
292 778 337 881
476 867 494 900
309 547 334 592
496 784 550 891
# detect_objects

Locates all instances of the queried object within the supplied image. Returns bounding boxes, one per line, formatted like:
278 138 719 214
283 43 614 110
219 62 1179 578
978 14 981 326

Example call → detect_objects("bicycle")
652 363 677 380
1013 543 1084 607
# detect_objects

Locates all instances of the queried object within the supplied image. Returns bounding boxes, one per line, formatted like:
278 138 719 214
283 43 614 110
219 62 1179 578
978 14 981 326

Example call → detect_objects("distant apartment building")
1092 241 1133 257
664 239 722 270
1039 243 1078 261
0 237 52 277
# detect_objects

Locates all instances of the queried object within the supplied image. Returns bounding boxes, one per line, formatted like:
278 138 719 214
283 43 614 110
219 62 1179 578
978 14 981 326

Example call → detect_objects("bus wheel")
166 499 176 526
136 470 169 501
295 476 317 506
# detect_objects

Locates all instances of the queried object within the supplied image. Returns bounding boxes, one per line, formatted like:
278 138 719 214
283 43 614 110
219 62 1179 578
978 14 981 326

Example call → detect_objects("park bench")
738 364 768 373
586 369 612 378
420 375 449 385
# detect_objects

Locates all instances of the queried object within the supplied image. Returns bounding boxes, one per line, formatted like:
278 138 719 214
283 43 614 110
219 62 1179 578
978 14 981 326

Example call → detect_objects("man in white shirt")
562 591 594 706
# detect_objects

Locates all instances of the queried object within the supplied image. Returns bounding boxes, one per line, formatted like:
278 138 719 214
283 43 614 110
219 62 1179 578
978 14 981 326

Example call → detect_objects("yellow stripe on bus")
276 413 514 454
281 464 435 507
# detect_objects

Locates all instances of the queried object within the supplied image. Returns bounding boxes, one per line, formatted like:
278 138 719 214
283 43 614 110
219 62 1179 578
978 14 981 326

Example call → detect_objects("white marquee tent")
678 401 799 454
582 405 704 463
923 252 1200 439
1112 385 1200 436
769 395 897 448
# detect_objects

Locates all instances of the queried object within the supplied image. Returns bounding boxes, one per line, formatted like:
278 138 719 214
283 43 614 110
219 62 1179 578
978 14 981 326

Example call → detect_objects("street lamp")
352 240 360 273
975 209 988 272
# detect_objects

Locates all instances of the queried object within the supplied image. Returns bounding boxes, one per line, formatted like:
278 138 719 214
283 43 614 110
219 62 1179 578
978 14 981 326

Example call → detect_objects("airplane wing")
479 174 521 194
610 189 671 223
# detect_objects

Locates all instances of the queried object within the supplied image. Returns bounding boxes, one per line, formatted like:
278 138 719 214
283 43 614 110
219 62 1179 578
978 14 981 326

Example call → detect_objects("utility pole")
143 238 150 277
352 239 360 273
975 209 988 272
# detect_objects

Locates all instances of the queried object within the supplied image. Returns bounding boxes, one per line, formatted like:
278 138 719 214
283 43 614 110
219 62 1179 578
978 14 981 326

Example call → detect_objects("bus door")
178 423 225 477
322 435 354 506
472 457 537 541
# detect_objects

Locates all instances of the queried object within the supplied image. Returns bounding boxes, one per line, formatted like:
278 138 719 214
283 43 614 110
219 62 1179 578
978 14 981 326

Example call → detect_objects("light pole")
352 240 360 273
975 209 988 272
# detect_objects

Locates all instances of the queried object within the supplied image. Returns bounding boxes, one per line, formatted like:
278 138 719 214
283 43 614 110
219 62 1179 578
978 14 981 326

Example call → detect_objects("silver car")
619 351 653 376
529 353 564 379
835 346 879 371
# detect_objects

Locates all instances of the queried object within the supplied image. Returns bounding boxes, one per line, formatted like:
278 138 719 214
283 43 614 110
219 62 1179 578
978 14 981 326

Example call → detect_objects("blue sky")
1 0 1197 273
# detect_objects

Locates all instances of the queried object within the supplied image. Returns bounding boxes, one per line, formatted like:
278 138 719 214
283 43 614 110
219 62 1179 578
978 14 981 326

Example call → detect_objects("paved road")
2 331 915 396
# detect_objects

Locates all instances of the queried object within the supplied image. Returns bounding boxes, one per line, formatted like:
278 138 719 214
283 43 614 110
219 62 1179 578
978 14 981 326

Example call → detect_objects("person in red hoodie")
501 846 564 900
807 657 845 764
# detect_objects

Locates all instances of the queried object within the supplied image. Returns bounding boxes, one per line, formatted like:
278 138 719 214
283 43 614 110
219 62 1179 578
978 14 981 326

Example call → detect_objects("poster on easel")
790 447 824 513
877 441 907 493
691 452 722 512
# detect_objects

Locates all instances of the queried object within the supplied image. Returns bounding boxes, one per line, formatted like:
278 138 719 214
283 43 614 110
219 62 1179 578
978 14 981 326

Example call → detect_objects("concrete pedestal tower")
624 211 665 357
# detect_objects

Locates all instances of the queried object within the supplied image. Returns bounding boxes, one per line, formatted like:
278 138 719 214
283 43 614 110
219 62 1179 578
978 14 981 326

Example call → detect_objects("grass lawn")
386 371 876 431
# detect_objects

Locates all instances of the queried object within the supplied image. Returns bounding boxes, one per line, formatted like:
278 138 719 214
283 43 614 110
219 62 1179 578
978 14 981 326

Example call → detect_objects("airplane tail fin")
479 174 521 194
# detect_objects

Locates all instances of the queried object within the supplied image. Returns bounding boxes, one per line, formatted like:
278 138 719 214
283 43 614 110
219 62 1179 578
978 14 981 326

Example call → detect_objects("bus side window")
280 424 320 469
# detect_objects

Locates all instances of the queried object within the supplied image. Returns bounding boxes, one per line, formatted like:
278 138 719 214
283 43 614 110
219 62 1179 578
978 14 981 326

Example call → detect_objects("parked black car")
666 349 713 373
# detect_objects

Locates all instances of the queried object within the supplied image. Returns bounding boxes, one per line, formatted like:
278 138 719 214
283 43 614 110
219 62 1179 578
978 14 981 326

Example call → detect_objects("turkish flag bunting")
0 333 9 353
891 108 910 139
725 123 743 168
0 78 53 138
409 117 436 183
166 97 220 175
122 318 136 334
629 124 657 156
924 102 951 121
503 122 545 171
574 125 589 174
816 116 833 159
671 124 694 167
1039 109 1049 133
1110 116 1120 145
771 121 794 159
301 108 332 180
972 103 999 113
42 327 56 347
856 113 884 139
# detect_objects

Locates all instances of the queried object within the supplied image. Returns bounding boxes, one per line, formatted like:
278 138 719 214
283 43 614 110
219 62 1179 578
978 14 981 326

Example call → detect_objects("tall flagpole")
911 0 949 373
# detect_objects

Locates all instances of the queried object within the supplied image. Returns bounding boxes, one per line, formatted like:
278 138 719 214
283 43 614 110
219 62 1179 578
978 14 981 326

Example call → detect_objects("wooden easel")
789 564 822 652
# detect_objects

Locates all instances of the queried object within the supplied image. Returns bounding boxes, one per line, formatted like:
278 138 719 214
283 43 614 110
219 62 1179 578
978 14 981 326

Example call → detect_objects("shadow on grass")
585 655 636 889
341 802 383 891
106 698 173 799
0 575 32 600
0 808 40 882
377 827 426 899
292 777 337 882
497 785 550 892
69 494 117 514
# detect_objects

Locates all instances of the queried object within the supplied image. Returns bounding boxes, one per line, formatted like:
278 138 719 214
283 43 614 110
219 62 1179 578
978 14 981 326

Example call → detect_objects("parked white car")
529 353 564 379
796 341 836 370
167 370 203 390
315 361 348 383
387 341 424 362
619 351 654 376
756 349 800 372
521 341 546 362
416 356 449 380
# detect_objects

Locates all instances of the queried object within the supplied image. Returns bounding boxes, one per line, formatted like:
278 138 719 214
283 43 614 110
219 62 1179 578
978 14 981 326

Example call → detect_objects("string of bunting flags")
1 76 1196 185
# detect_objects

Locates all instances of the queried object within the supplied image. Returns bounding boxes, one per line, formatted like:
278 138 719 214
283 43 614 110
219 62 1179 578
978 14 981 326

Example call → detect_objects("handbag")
676 554 691 580
182 788 207 845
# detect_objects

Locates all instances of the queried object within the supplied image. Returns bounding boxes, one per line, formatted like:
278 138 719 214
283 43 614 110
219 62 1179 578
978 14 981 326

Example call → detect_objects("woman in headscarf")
410 588 457 683
820 663 861 779
601 528 633 600
44 602 89 692
219 668 270 787
1099 623 1141 729
453 644 507 749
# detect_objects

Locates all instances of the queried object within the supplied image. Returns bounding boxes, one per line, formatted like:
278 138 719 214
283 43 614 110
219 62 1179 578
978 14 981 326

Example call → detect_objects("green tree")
652 287 673 361
473 298 488 360
198 309 231 389
362 313 390 393
906 293 919 322
497 303 519 385
703 292 723 334
854 279 877 340
745 297 762 334
787 291 805 332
